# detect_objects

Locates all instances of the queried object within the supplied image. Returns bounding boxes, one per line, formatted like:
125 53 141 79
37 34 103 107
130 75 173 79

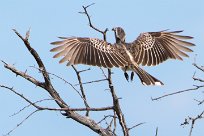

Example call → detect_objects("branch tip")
84 3 95 9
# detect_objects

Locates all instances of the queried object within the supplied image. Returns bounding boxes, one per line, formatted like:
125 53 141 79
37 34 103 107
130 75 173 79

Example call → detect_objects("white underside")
142 81 163 86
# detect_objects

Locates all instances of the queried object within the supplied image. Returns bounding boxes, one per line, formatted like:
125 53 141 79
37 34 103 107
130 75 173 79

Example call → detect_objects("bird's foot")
130 72 134 81
124 72 129 82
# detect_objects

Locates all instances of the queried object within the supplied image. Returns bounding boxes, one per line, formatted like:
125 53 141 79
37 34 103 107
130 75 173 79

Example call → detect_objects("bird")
50 27 194 86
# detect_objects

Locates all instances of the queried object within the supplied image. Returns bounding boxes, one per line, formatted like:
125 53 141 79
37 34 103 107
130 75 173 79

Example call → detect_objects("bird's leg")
130 71 134 81
124 66 129 82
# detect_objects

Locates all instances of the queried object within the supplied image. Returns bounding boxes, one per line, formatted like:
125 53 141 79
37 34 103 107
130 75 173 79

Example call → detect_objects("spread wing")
50 37 128 68
127 30 195 66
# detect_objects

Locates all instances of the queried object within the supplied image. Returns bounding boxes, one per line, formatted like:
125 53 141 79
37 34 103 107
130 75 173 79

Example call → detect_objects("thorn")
1 60 7 65
78 11 85 14
25 27 31 40
104 28 109 33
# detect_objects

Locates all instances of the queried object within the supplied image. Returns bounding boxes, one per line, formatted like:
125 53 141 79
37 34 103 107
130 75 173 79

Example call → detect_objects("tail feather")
133 66 164 86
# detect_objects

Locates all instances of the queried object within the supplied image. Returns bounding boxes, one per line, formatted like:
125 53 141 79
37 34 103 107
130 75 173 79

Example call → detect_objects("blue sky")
0 0 204 136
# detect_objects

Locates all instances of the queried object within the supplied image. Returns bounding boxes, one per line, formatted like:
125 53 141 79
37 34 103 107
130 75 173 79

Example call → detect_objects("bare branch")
75 78 107 86
97 115 117 124
13 29 51 85
3 110 39 136
5 29 117 135
100 68 108 79
151 85 204 101
2 61 44 88
188 111 204 136
128 122 146 131
80 4 130 135
1 84 113 112
181 111 204 136
12 30 69 109
193 63 204 72
30 65 88 105
72 65 90 116
113 111 117 134
79 3 108 40
107 69 129 136
0 85 42 109
192 76 204 82
194 99 204 105
10 99 54 117
78 68 91 73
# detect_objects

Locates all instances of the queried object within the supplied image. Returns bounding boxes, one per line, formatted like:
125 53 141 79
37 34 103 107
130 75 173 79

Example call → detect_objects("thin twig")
78 68 91 73
2 61 44 88
193 63 204 72
1 84 114 113
194 99 204 105
113 111 117 134
30 65 87 104
72 65 90 116
181 111 204 136
3 110 39 136
151 85 204 101
0 85 42 109
97 115 117 124
10 98 54 117
75 78 107 86
79 3 108 40
128 122 146 131
192 77 204 82
189 111 204 136
100 68 108 79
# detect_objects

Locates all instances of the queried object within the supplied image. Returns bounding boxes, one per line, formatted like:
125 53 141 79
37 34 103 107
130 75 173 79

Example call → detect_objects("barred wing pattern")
128 30 195 66
50 37 128 68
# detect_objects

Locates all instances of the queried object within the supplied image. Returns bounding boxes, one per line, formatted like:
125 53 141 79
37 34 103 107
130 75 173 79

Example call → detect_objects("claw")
124 72 129 82
130 72 134 81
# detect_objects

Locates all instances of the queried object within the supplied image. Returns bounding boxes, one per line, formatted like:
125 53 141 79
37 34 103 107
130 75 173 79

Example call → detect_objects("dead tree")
0 4 144 136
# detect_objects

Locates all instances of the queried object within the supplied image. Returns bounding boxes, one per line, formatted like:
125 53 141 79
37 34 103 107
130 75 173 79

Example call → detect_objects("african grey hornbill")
50 27 194 86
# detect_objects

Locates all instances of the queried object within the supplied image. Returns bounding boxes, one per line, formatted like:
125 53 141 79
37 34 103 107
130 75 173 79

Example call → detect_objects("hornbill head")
112 27 126 43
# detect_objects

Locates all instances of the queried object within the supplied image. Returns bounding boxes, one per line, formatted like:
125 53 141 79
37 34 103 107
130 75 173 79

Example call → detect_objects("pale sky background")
0 0 204 136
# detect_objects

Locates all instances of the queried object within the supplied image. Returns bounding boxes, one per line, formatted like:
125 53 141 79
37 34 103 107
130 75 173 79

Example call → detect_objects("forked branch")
2 29 115 136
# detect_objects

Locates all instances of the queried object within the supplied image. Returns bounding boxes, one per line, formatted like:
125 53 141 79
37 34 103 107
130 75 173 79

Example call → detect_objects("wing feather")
129 30 194 66
51 37 128 68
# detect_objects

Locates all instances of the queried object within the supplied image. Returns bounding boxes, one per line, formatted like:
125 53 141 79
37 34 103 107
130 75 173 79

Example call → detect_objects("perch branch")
80 4 129 135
